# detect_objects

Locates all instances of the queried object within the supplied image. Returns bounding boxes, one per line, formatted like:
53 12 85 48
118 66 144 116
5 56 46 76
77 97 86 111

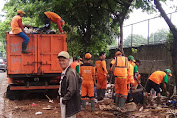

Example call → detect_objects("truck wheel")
6 85 20 100
3 69 6 72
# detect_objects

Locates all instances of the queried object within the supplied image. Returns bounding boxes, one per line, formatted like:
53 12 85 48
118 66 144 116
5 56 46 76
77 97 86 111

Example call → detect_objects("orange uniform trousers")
96 74 107 89
81 80 94 100
115 77 128 99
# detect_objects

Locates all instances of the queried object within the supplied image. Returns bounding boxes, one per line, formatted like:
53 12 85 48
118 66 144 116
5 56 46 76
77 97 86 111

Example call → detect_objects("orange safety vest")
44 12 62 23
11 15 22 34
113 56 128 77
127 61 135 84
149 71 166 84
95 59 108 75
80 63 95 80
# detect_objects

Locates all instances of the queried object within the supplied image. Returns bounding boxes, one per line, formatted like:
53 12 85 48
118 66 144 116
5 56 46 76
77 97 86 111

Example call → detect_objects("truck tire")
6 85 20 100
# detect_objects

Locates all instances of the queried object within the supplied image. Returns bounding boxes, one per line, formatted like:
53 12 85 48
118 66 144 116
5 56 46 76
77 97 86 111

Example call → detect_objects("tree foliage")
2 0 116 57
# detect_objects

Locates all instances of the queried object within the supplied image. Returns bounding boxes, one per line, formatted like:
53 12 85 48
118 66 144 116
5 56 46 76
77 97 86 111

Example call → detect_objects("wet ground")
0 72 176 118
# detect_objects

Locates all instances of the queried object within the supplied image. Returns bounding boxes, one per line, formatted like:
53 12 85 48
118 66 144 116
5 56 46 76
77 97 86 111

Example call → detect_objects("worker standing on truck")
144 69 172 106
43 11 65 33
58 51 81 118
95 52 108 101
80 53 96 111
110 51 129 111
10 10 30 54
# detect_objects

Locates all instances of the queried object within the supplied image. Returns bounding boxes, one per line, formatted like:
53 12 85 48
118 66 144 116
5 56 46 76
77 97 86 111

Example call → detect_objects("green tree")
149 29 169 44
124 34 146 47
2 0 114 57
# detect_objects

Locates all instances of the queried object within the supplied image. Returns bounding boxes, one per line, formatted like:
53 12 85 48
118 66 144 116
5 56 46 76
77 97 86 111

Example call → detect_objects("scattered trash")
139 106 143 111
35 111 42 115
45 95 54 103
99 105 112 111
31 103 38 107
125 102 137 112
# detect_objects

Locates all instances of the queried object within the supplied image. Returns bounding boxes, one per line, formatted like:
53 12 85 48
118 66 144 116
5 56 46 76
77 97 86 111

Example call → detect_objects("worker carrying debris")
80 53 97 111
95 52 108 101
43 11 65 33
110 51 129 111
144 69 172 106
10 10 30 54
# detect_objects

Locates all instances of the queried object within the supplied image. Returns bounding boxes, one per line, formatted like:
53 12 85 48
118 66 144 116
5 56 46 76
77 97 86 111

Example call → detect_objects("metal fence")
121 11 177 48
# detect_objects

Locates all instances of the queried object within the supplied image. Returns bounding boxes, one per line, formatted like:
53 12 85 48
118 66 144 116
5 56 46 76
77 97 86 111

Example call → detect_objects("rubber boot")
115 97 120 107
81 100 86 110
22 42 30 54
102 89 106 99
97 89 102 101
119 97 126 110
91 100 95 111
156 97 161 105
143 96 148 107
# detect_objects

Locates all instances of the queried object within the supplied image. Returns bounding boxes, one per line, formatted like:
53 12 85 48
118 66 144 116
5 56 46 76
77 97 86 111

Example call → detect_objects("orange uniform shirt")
80 63 95 80
11 15 22 34
44 11 63 33
149 71 167 84
70 61 79 70
127 61 135 84
95 59 108 76
44 12 62 23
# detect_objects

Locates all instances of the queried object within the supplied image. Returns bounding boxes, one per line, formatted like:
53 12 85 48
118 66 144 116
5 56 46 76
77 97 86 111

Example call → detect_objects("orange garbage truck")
6 32 67 99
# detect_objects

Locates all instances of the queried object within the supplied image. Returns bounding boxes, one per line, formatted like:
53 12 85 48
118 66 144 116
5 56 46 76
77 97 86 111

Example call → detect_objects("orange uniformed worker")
70 56 81 73
144 69 172 105
95 52 108 101
127 55 135 91
43 11 65 33
80 53 96 111
110 51 128 110
11 10 30 54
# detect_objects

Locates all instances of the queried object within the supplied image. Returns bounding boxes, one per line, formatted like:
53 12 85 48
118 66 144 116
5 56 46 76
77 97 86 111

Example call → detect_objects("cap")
61 19 65 25
17 10 26 14
57 51 70 59
164 69 172 76
85 53 92 59
76 56 81 60
128 55 135 62
115 51 122 56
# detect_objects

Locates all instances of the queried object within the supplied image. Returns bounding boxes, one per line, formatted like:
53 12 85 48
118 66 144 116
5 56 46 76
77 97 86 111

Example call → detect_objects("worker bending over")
110 51 128 111
80 53 96 111
71 56 81 74
95 52 108 101
11 10 30 54
144 69 172 105
44 11 65 33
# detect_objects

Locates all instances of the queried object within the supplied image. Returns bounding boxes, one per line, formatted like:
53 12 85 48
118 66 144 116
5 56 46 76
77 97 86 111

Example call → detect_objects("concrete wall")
108 44 172 75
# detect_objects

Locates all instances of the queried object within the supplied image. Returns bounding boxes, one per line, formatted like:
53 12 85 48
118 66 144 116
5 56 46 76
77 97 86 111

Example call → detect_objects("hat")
164 69 172 76
57 51 70 59
115 51 122 56
76 56 81 60
17 10 26 14
61 19 65 26
85 53 92 59
128 55 135 62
